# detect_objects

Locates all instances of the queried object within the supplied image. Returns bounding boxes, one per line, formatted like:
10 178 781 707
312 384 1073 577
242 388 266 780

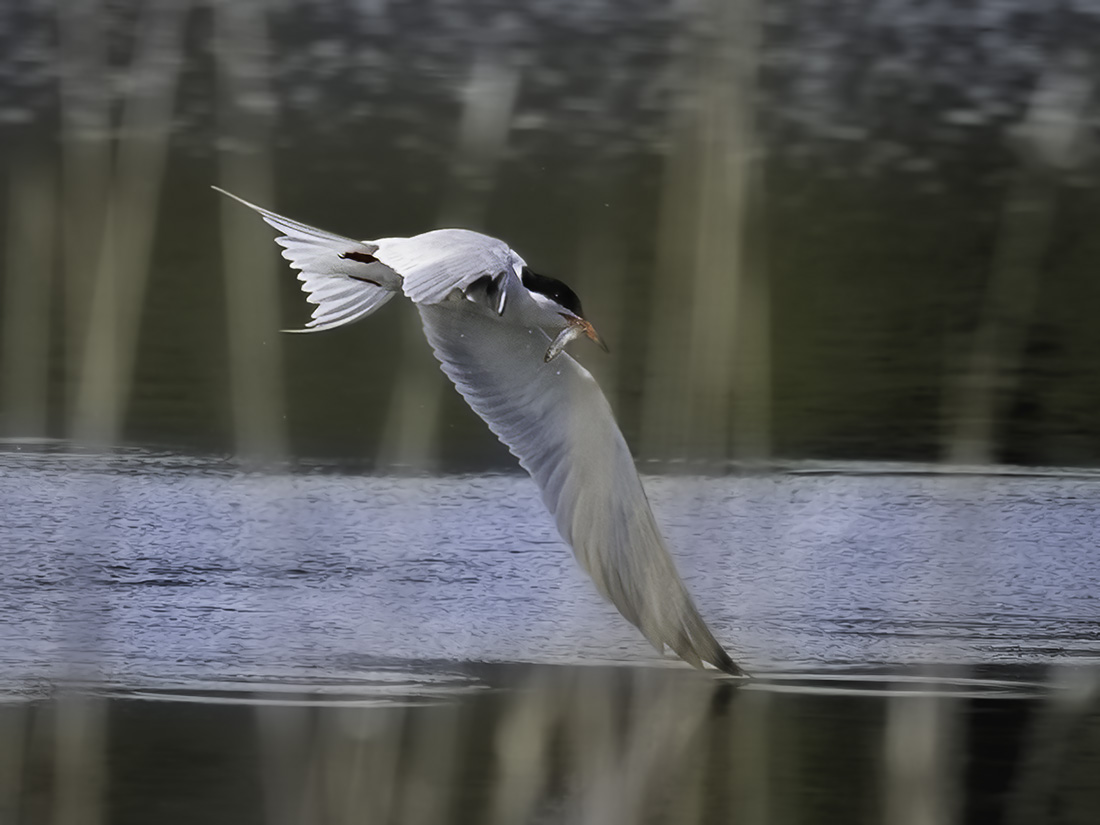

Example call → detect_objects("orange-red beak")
568 315 609 353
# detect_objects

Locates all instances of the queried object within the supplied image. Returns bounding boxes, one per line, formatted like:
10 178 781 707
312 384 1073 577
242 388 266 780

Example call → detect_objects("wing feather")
376 229 523 306
417 298 742 675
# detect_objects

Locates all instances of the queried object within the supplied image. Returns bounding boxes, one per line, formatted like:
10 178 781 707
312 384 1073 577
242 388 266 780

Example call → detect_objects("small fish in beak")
545 315 609 362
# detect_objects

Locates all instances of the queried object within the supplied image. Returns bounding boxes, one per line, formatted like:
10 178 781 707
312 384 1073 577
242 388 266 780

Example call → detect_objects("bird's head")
521 267 608 362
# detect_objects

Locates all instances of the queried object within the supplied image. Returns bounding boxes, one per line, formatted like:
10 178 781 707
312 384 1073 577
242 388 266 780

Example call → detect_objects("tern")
216 186 744 676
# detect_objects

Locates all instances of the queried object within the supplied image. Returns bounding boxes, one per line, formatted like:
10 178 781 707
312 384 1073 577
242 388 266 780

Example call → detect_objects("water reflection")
2 1 1099 464
2 664 1097 825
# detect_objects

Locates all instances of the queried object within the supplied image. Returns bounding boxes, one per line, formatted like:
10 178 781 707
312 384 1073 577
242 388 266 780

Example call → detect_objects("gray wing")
214 187 401 331
418 297 742 675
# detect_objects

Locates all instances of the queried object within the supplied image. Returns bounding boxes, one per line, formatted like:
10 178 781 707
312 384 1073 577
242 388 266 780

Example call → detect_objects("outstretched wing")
417 296 742 675
214 187 401 331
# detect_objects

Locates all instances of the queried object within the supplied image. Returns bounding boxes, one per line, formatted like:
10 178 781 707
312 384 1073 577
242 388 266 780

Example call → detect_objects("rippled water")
2 445 1097 690
3 446 1099 824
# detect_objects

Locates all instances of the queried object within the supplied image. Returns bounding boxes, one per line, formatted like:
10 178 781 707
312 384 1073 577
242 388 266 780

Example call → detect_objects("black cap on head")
521 267 584 317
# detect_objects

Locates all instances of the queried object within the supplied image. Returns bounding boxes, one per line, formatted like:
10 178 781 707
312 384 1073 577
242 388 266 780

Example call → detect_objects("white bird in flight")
216 187 744 677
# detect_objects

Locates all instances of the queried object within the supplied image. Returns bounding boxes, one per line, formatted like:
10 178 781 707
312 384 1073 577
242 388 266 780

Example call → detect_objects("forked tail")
214 187 402 331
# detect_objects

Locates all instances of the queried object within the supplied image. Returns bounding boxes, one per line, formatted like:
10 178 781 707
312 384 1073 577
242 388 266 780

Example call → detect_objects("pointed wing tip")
714 652 749 679
661 626 746 678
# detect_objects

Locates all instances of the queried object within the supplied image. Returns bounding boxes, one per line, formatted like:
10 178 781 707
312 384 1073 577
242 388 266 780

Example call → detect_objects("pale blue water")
1 445 1097 691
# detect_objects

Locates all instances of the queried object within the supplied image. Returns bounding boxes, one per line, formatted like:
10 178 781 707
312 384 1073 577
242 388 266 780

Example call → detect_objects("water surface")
3 446 1098 824
2 446 1096 688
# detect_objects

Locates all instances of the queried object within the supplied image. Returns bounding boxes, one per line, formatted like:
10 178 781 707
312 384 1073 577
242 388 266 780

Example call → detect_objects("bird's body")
216 187 744 677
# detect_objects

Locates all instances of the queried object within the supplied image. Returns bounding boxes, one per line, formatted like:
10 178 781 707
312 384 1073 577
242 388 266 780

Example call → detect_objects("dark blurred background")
2 0 1099 468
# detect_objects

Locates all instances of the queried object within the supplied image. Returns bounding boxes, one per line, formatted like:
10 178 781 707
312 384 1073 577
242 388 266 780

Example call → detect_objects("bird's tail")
214 186 402 332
